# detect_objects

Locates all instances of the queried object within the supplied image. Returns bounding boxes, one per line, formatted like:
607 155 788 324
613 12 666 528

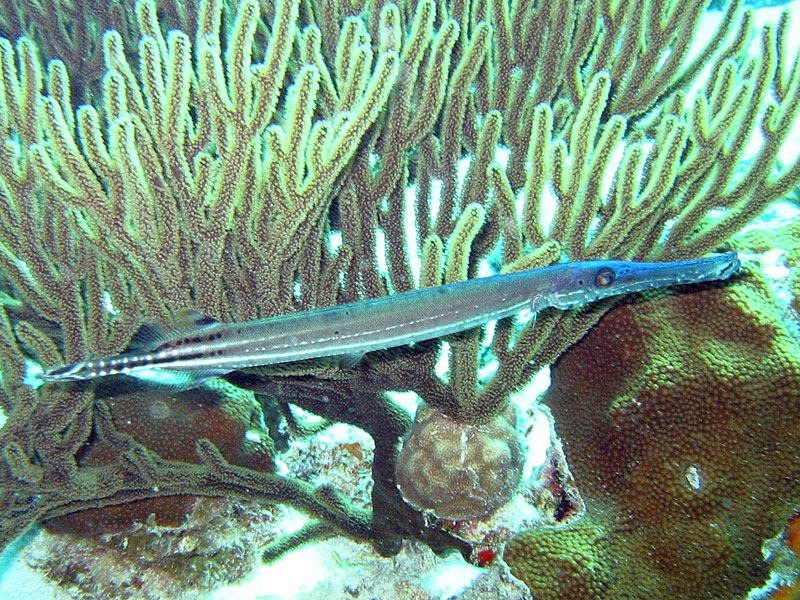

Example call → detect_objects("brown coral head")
395 400 524 521
506 269 800 599
44 382 273 535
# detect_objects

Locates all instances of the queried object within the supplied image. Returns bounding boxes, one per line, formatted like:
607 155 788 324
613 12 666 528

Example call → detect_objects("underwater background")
0 0 797 598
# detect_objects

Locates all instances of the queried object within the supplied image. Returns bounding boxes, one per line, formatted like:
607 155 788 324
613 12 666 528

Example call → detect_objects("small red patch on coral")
770 582 800 600
476 547 496 567
786 513 800 557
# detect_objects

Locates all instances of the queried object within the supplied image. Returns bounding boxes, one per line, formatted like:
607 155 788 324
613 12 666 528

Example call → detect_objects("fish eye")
595 267 616 287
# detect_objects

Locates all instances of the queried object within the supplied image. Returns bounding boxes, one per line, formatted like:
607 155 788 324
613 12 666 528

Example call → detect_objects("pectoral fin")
337 352 365 368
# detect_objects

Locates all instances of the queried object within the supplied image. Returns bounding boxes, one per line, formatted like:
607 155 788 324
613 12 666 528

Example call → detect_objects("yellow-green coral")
505 267 800 598
505 521 612 599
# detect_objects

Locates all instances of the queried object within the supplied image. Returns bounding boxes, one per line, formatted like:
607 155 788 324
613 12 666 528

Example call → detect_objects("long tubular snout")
547 252 741 309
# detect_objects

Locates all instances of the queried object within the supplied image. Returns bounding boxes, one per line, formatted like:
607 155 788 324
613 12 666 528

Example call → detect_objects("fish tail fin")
40 309 228 389
39 360 95 382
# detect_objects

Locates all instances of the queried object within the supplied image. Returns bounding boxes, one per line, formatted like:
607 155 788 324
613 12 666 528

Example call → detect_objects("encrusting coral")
504 266 800 599
0 0 796 594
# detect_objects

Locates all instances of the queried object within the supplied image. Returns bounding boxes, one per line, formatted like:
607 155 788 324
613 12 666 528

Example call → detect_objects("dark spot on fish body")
194 315 218 327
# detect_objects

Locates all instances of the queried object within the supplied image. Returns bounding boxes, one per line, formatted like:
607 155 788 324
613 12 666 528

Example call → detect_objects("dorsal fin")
129 309 220 350
128 321 169 350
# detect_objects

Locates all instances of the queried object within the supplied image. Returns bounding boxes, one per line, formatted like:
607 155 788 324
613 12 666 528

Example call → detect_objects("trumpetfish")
39 252 740 389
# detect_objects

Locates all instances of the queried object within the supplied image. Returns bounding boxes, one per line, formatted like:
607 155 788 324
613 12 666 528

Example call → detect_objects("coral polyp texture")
395 401 523 520
504 267 800 599
0 0 797 595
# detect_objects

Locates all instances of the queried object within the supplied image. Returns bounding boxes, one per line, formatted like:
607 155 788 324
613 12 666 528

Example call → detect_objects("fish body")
39 252 740 387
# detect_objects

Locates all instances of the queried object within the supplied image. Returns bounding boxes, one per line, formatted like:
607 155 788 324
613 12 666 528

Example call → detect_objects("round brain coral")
395 400 523 520
504 266 800 600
